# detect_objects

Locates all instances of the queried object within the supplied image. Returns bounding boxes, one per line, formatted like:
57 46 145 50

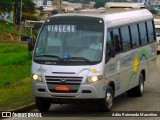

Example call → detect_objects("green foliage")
0 42 34 111
13 0 36 24
0 77 34 111
51 10 58 15
37 6 44 12
94 0 106 8
0 0 13 12
0 0 36 24
0 21 13 31
94 0 128 8
22 0 36 13
0 43 31 86
0 21 31 37
150 9 158 15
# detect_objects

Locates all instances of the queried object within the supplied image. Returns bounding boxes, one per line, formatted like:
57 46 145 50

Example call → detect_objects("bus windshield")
34 23 104 65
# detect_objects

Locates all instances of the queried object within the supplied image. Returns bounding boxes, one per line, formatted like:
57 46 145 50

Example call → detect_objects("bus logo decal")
61 78 67 83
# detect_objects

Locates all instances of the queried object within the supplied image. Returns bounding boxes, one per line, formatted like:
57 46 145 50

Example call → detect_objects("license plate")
55 86 70 91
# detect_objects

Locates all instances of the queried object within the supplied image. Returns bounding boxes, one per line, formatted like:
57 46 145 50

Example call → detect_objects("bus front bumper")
32 81 105 99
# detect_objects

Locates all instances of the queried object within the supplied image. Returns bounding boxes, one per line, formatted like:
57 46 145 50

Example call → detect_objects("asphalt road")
4 56 160 120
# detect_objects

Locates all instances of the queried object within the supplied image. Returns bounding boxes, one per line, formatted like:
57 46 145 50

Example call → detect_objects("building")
52 0 59 10
52 0 82 12
33 0 44 7
32 0 53 7
63 1 82 10
43 0 53 7
63 6 74 12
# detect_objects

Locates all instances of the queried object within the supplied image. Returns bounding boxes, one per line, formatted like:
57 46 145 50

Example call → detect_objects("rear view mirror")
28 39 35 52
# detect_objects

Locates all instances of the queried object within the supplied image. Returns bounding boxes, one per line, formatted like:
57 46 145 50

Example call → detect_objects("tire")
99 86 114 112
36 97 51 112
127 74 144 97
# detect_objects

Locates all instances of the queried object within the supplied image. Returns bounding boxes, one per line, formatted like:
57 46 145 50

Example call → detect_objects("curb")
0 103 36 119
8 103 36 112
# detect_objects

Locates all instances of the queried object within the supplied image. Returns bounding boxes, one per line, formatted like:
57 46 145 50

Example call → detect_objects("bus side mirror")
28 39 35 52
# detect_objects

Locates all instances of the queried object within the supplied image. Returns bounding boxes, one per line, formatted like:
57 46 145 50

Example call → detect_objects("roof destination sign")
47 25 76 32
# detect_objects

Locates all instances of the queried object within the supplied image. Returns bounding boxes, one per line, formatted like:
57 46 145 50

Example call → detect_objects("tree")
51 10 58 15
13 0 36 24
37 6 44 12
0 0 13 12
0 0 36 24
94 0 106 8
22 0 35 13
150 8 158 15
94 0 128 8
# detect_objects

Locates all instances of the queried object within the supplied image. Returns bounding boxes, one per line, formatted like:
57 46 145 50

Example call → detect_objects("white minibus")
31 9 156 112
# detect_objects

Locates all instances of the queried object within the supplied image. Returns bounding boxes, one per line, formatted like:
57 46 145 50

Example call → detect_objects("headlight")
32 74 42 81
88 75 103 83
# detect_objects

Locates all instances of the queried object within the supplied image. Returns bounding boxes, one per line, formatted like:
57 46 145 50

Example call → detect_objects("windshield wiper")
66 57 94 64
35 54 63 62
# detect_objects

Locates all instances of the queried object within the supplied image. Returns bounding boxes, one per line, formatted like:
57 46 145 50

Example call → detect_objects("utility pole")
19 0 22 41
58 0 63 13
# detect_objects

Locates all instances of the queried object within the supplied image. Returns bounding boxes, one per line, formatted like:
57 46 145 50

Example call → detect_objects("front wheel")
36 97 51 112
99 87 114 112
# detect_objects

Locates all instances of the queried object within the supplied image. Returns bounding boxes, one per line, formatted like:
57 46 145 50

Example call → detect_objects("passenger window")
113 28 122 52
106 31 112 54
146 21 155 42
130 24 139 47
106 31 116 57
138 22 147 44
120 26 131 51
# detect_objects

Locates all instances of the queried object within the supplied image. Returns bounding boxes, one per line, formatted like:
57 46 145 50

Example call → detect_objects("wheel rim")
106 92 113 109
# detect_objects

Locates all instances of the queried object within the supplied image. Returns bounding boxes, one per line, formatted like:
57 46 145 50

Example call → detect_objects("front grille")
45 76 83 93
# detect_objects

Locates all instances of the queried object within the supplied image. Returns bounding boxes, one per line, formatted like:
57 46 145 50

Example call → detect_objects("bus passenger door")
105 31 121 96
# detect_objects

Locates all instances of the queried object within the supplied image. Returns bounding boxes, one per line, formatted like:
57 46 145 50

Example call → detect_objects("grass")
0 42 34 111
0 43 31 86
0 21 30 36
0 78 34 111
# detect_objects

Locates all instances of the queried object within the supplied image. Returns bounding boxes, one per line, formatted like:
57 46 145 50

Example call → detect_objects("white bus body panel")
32 61 106 99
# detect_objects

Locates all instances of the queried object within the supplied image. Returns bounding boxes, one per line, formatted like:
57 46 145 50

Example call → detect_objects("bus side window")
146 20 155 42
130 24 140 48
138 22 148 45
120 26 131 51
113 28 122 52
106 31 112 55
106 31 116 59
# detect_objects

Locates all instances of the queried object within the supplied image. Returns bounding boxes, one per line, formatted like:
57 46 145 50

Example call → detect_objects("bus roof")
50 9 152 26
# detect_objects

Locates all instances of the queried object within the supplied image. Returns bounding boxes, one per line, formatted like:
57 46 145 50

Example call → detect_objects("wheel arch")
108 81 115 96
